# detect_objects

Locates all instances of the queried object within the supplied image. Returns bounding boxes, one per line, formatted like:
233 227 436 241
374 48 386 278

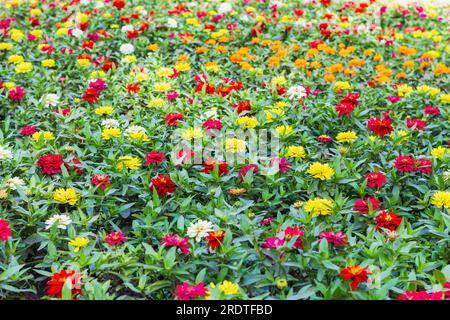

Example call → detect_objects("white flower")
187 219 215 242
0 146 13 160
217 2 232 14
120 43 134 55
6 177 25 190
167 18 178 28
44 93 59 107
101 119 120 128
45 214 72 230
121 25 134 33
71 28 83 38
80 0 90 5
125 125 146 136
287 85 308 100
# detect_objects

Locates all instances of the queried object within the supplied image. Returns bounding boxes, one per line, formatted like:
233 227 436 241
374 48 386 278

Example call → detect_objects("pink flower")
238 164 259 181
145 152 166 165
20 125 37 136
270 157 291 173
261 237 285 249
8 86 26 101
161 234 190 255
320 231 348 246
0 219 12 241
174 282 208 300
167 91 179 101
354 197 380 214
105 232 126 246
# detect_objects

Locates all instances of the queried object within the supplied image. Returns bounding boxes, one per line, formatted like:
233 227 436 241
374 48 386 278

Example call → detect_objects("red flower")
174 282 208 300
0 219 12 241
353 197 380 214
8 86 26 101
367 117 394 136
423 105 440 116
47 270 82 299
91 174 111 190
414 158 432 174
398 291 446 300
320 230 348 246
282 226 304 249
336 92 360 116
394 155 415 172
202 159 228 176
20 125 37 136
203 119 223 130
165 113 183 126
105 231 126 246
145 152 166 165
205 230 225 250
162 233 190 254
127 83 140 93
238 164 259 181
127 30 139 39
66 159 84 175
375 211 402 231
112 0 125 10
339 265 370 290
175 149 195 164
232 100 251 114
150 174 176 197
366 171 386 188
318 135 332 143
37 154 64 175
406 118 426 130
82 88 99 103
276 86 286 96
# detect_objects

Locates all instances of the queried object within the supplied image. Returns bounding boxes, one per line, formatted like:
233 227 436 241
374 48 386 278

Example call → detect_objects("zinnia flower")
161 233 190 254
47 270 82 299
174 282 208 300
150 174 176 197
105 231 126 246
0 219 12 241
205 230 225 250
339 265 369 290
375 211 403 231
366 171 386 188
37 154 64 175
307 162 334 180
187 219 215 242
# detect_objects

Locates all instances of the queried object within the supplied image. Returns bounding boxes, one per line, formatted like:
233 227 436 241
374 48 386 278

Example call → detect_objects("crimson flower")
366 171 386 188
37 154 64 175
82 88 99 103
375 211 402 231
145 152 166 165
161 233 190 254
367 117 394 136
320 230 348 246
91 174 112 190
354 197 380 214
394 155 415 172
8 86 26 101
150 174 176 197
238 164 259 181
165 113 183 126
0 219 12 241
105 231 126 246
20 125 37 136
174 282 208 300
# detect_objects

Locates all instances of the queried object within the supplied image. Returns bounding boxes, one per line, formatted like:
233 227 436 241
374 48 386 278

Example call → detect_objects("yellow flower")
286 146 305 159
431 146 449 160
336 131 357 143
225 138 246 153
237 116 258 129
0 42 13 51
69 237 89 253
307 162 335 180
128 132 150 142
265 108 284 123
8 54 24 64
41 59 56 67
175 62 190 72
15 62 33 73
77 58 91 67
271 76 286 85
101 128 121 140
157 67 175 77
32 131 55 142
122 55 137 64
397 84 413 97
431 191 450 209
153 82 172 92
3 82 15 89
148 43 159 51
116 156 141 170
440 94 450 104
95 106 114 115
135 72 149 82
304 198 334 216
148 98 166 108
333 81 351 91
218 281 239 295
53 187 79 205
181 127 203 140
276 125 293 137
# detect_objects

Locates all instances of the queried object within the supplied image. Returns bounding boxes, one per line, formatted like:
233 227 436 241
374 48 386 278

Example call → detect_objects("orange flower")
205 230 225 250
339 265 369 290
